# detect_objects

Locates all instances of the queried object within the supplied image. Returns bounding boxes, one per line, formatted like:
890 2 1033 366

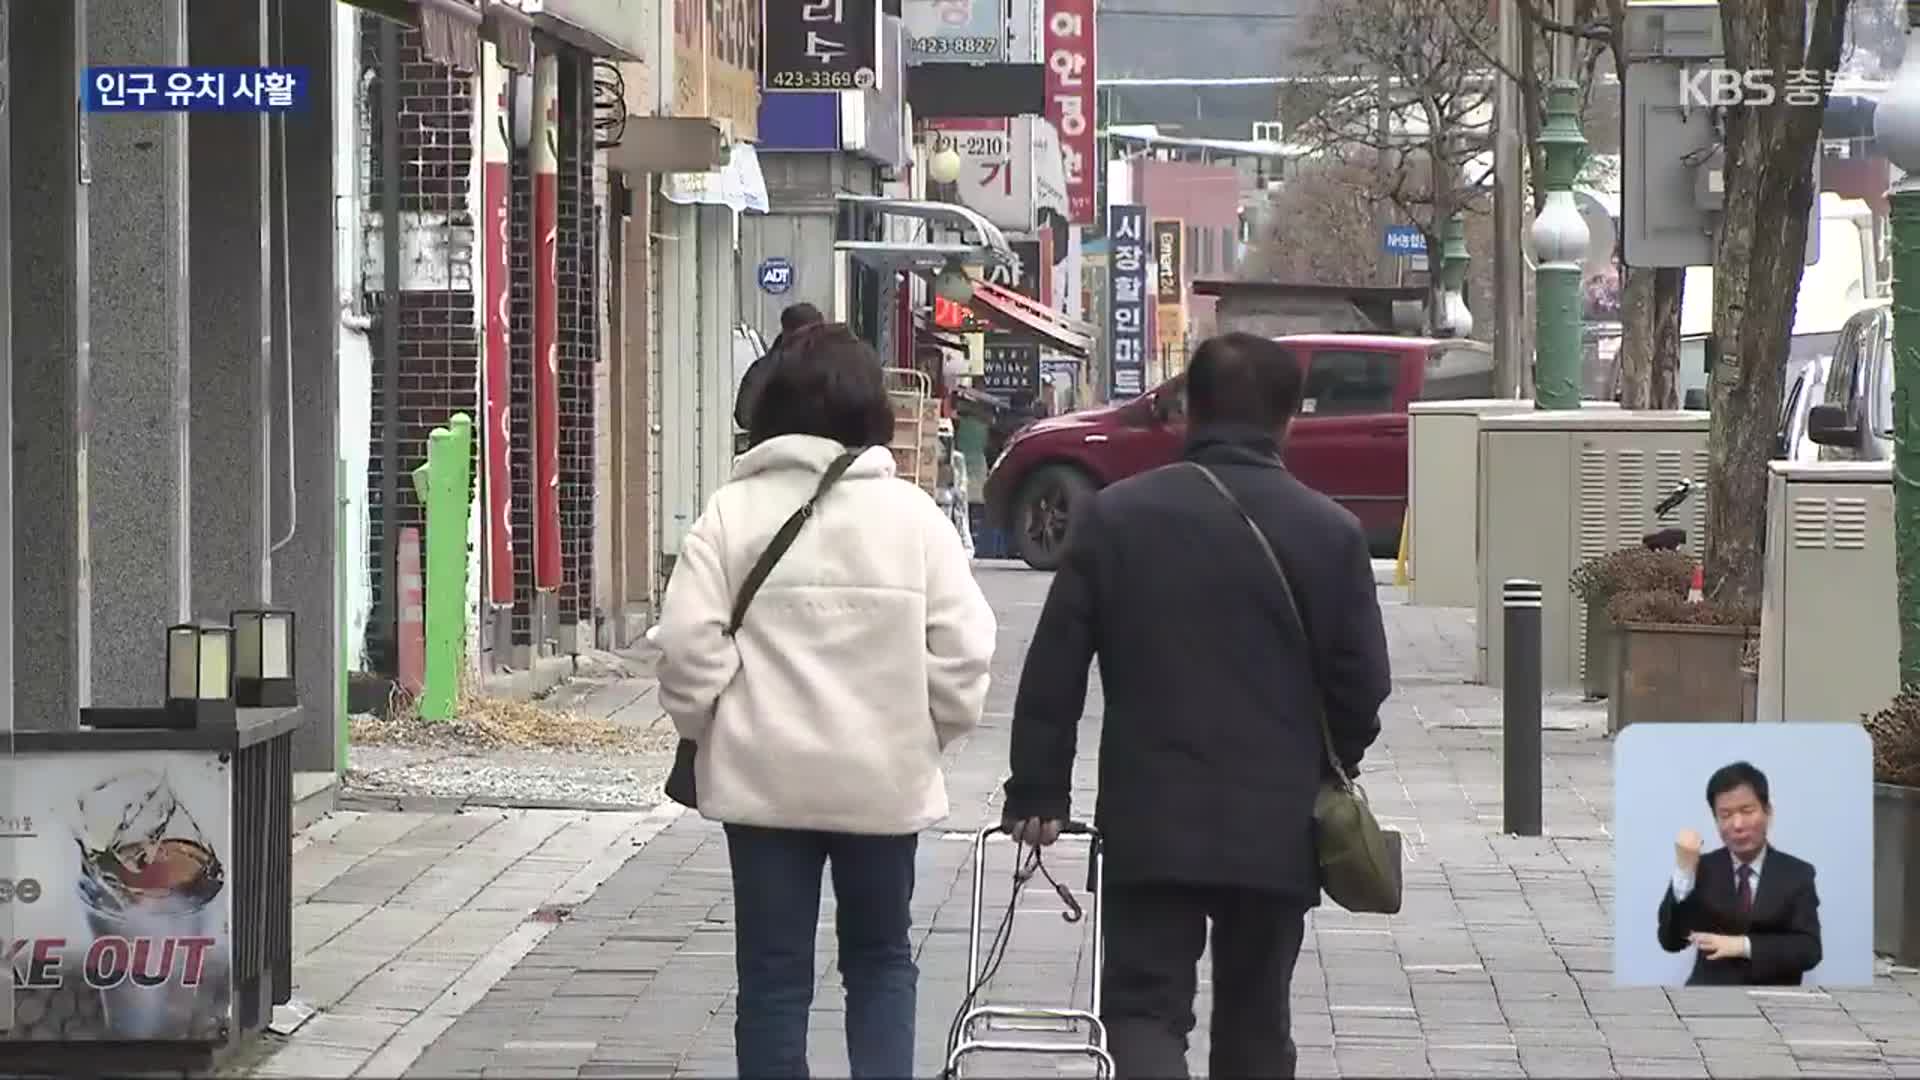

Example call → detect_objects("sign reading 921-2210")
85 67 307 112
763 0 881 93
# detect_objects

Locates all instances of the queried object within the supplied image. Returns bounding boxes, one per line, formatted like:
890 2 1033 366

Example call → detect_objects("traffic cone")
1688 563 1704 603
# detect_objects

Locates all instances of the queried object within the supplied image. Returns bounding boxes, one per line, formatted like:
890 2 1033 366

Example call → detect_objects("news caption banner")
3 753 233 1042
83 66 308 112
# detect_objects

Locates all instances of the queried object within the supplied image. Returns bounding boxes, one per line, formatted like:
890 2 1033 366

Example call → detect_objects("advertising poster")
983 342 1043 395
1 752 232 1042
1107 205 1149 400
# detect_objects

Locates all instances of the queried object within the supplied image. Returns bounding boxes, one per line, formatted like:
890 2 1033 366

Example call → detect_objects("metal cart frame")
943 822 1113 1078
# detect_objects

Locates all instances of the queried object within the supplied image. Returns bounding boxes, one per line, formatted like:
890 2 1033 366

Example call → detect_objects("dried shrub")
1606 589 1760 628
1739 637 1760 674
1865 688 1920 787
1569 548 1694 607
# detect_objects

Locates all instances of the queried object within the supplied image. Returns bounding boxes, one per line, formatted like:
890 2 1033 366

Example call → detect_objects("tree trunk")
1650 267 1685 409
1705 0 1850 607
1617 266 1655 407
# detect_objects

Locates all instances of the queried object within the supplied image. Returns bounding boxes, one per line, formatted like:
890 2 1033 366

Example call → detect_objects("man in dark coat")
1658 761 1821 986
1002 332 1392 1079
734 302 825 432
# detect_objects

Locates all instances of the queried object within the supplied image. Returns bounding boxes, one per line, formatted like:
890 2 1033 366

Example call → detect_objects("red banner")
532 56 562 591
482 55 514 606
1044 0 1096 225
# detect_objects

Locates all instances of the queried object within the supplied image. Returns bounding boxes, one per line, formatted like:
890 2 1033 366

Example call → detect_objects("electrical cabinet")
1477 410 1709 690
1756 461 1897 724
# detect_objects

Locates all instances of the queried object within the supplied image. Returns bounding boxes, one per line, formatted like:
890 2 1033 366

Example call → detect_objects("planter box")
1609 622 1752 733
1582 604 1616 701
1875 782 1920 965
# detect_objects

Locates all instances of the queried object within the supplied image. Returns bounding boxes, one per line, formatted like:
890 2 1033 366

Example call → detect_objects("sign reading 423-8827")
763 0 882 93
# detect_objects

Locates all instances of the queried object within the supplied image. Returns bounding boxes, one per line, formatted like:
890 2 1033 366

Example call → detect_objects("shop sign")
982 342 1042 394
1107 204 1149 399
674 0 763 140
1043 0 1095 224
763 0 882 93
2 752 233 1041
902 0 1007 64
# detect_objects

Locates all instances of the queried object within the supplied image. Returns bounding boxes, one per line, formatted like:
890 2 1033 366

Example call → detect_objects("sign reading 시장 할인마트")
1107 205 1150 400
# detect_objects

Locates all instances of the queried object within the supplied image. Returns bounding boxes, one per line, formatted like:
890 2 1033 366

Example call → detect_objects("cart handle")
981 820 1097 839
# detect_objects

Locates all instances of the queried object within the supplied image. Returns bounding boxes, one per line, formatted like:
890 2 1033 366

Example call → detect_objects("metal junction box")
1408 400 1620 608
1756 461 1897 724
1477 410 1710 690
1622 1 1723 62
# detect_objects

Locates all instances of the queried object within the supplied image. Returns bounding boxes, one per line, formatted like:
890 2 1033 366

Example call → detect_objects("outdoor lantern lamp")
231 607 298 708
933 257 974 304
166 619 237 727
927 144 962 186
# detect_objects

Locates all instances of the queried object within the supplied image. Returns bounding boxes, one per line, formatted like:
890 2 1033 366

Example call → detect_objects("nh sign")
1383 225 1427 256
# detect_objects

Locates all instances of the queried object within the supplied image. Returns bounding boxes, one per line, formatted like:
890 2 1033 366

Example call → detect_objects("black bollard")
1503 578 1543 837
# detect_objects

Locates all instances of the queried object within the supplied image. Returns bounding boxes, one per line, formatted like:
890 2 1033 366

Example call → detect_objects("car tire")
1013 465 1096 571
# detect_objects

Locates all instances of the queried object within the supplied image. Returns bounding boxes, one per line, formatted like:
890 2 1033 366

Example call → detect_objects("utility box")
1756 461 1897 724
1408 399 1619 608
1477 410 1710 689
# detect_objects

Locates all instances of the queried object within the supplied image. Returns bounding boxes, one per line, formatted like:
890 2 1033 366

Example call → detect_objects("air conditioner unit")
1755 461 1896 724
1477 410 1710 690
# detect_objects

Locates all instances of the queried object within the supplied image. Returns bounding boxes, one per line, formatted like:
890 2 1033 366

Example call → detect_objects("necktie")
1736 864 1754 914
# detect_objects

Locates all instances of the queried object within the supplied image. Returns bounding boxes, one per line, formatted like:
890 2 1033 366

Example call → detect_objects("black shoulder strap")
1186 462 1351 786
724 450 862 636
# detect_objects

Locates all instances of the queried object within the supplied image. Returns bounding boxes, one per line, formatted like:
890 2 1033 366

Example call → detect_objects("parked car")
1774 353 1832 463
981 334 1497 570
1808 300 1893 461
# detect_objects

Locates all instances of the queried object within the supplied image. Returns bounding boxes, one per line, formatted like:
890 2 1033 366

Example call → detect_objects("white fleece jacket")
654 434 997 835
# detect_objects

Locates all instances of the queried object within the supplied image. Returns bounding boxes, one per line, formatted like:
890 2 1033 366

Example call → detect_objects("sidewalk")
248 566 1920 1078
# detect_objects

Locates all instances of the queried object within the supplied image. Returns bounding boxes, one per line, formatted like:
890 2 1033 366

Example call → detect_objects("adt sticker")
757 257 794 295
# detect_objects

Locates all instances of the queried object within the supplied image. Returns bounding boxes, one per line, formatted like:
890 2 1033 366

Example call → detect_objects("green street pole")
414 413 474 721
1530 81 1589 409
1884 0 1920 685
1439 211 1473 337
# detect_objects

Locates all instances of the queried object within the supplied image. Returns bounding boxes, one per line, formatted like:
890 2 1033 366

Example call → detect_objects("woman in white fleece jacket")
654 324 997 1080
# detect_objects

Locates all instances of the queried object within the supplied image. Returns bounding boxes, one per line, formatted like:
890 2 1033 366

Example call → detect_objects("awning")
835 195 1015 273
482 0 535 71
662 143 769 214
966 280 1095 359
344 0 484 71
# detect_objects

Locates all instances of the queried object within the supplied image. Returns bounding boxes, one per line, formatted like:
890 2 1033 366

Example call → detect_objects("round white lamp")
933 258 974 303
927 145 962 186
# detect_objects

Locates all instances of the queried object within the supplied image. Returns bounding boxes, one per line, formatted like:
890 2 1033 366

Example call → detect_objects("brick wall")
361 15 479 670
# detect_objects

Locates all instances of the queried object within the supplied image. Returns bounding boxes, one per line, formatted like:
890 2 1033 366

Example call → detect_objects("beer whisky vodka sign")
763 0 882 92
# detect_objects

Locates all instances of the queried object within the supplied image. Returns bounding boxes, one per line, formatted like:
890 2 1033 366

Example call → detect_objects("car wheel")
1014 466 1095 571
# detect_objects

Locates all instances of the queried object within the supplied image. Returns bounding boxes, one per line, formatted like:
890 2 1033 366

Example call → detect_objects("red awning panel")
966 280 1094 359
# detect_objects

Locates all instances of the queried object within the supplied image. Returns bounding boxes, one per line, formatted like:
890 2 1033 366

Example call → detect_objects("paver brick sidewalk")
276 569 1920 1078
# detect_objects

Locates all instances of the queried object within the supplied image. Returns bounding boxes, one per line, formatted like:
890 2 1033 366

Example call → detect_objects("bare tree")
1291 0 1498 327
1701 0 1853 605
1240 150 1385 286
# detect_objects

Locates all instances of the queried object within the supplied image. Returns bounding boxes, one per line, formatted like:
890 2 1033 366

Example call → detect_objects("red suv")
981 334 1496 569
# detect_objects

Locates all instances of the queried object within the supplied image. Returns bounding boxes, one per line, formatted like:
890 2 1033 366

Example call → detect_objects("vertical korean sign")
1107 205 1149 400
1152 218 1185 353
763 0 882 91
532 56 561 591
1043 0 1095 225
481 49 514 607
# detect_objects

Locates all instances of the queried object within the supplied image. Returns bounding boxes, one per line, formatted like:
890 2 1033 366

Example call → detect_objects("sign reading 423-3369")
763 0 882 92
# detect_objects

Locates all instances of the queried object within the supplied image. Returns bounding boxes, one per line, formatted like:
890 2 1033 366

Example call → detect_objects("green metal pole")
418 413 475 720
1531 81 1589 409
1895 188 1920 687
1439 212 1473 337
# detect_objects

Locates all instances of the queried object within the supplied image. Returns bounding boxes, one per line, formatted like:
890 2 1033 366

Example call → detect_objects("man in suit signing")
1658 761 1822 986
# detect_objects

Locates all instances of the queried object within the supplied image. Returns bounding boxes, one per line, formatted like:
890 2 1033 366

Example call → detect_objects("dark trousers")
1102 882 1310 1080
724 824 920 1079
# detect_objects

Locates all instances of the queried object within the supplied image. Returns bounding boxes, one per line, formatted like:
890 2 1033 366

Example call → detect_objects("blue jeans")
725 824 919 1079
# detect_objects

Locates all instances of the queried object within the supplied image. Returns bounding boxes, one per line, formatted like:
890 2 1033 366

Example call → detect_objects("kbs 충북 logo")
1677 67 1837 108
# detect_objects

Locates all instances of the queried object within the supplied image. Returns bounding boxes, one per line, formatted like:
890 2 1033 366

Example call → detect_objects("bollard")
1503 578 1544 837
